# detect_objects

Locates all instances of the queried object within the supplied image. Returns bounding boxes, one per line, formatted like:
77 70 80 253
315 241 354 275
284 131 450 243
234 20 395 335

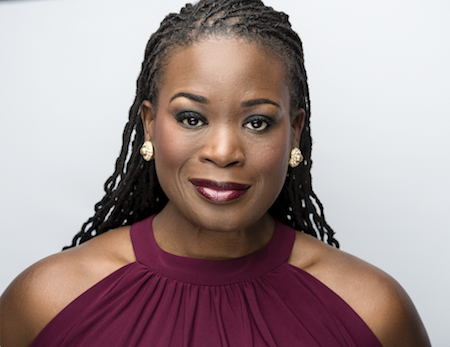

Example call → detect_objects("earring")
289 148 303 168
140 141 154 161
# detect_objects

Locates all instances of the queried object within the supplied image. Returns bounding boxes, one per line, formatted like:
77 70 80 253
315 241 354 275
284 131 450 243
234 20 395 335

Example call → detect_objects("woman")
0 0 430 346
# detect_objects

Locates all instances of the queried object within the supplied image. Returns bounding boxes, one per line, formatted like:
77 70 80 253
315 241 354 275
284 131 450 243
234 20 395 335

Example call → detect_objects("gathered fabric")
31 215 381 347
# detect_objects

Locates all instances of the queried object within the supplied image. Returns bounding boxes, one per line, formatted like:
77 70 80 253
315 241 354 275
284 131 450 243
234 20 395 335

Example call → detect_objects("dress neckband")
130 215 296 286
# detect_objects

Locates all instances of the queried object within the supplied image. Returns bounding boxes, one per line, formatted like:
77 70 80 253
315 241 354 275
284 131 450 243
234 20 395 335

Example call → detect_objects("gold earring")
140 141 154 161
289 148 303 168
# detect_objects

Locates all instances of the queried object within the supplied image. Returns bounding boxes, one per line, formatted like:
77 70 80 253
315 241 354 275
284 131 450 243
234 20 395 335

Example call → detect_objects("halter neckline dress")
30 215 381 346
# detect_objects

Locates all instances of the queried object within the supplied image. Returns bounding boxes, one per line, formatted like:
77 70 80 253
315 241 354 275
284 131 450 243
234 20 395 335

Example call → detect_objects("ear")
291 108 305 147
141 100 155 141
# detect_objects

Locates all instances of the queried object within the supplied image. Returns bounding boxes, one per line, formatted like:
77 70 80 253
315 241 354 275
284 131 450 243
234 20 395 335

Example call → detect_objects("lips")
190 179 250 202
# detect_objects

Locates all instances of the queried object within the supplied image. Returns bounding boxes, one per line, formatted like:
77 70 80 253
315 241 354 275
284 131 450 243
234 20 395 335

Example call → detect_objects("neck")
151 203 275 260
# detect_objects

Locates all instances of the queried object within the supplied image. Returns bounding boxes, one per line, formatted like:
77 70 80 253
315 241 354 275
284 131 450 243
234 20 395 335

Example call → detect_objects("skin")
0 38 431 347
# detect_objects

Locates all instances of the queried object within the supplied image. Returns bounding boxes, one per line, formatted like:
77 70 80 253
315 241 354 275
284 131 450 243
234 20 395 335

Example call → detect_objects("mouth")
190 178 250 203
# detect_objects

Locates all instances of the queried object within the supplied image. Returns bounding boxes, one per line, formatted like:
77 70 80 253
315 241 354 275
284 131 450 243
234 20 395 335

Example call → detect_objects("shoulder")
0 226 135 347
288 231 431 347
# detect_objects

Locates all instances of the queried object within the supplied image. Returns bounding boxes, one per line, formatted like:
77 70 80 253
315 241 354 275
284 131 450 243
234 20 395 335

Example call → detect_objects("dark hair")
63 0 339 250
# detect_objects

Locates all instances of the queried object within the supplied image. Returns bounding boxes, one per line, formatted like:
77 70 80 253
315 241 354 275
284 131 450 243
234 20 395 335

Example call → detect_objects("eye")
182 117 204 127
246 119 268 131
174 111 207 129
243 116 274 132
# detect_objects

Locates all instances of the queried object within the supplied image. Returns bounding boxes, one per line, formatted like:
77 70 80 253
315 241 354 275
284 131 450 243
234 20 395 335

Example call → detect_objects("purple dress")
30 215 381 346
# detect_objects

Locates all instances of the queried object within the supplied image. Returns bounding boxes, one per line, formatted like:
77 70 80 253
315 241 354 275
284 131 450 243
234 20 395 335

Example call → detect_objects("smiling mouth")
190 179 250 203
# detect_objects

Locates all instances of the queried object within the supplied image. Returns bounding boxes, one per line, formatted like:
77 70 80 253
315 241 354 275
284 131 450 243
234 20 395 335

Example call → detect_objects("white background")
0 0 449 345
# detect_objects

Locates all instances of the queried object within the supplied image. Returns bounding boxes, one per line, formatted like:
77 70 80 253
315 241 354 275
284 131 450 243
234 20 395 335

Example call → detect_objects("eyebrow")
169 93 280 109
241 98 280 109
170 92 209 104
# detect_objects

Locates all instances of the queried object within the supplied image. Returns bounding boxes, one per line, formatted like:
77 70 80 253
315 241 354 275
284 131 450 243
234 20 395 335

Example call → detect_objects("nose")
199 125 245 167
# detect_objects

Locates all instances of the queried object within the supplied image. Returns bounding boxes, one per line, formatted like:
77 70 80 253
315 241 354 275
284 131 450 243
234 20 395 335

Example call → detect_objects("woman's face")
142 38 303 232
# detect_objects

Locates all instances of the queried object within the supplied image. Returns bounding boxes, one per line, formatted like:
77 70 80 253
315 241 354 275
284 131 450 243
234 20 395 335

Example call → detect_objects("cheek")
253 127 292 191
261 143 290 180
152 119 189 189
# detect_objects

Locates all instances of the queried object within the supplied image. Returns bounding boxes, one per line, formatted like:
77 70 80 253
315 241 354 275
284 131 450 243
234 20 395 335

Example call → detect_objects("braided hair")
63 0 339 250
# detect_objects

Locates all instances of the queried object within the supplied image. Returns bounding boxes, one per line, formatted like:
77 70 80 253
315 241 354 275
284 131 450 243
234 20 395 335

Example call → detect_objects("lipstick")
190 179 250 203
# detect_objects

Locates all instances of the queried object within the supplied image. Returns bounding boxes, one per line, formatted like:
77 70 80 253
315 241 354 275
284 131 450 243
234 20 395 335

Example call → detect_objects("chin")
188 205 269 233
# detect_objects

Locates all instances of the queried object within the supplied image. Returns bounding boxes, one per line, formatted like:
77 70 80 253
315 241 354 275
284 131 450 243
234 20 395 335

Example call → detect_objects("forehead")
158 38 290 106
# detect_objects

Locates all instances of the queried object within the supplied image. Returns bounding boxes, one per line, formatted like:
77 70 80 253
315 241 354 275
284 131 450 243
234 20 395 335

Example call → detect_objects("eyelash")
174 112 275 132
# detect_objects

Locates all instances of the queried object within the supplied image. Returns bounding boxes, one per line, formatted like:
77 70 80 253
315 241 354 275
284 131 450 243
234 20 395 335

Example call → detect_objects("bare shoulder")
288 231 431 347
0 226 135 347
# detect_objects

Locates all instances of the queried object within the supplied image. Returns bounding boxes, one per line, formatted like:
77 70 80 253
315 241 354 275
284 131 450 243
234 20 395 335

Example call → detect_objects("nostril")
205 157 240 168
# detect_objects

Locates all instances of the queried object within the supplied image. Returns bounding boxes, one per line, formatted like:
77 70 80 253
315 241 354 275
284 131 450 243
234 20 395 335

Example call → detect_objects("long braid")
64 0 338 250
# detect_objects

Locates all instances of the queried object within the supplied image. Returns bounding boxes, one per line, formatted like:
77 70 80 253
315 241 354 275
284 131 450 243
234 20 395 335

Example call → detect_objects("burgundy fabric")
30 215 382 346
